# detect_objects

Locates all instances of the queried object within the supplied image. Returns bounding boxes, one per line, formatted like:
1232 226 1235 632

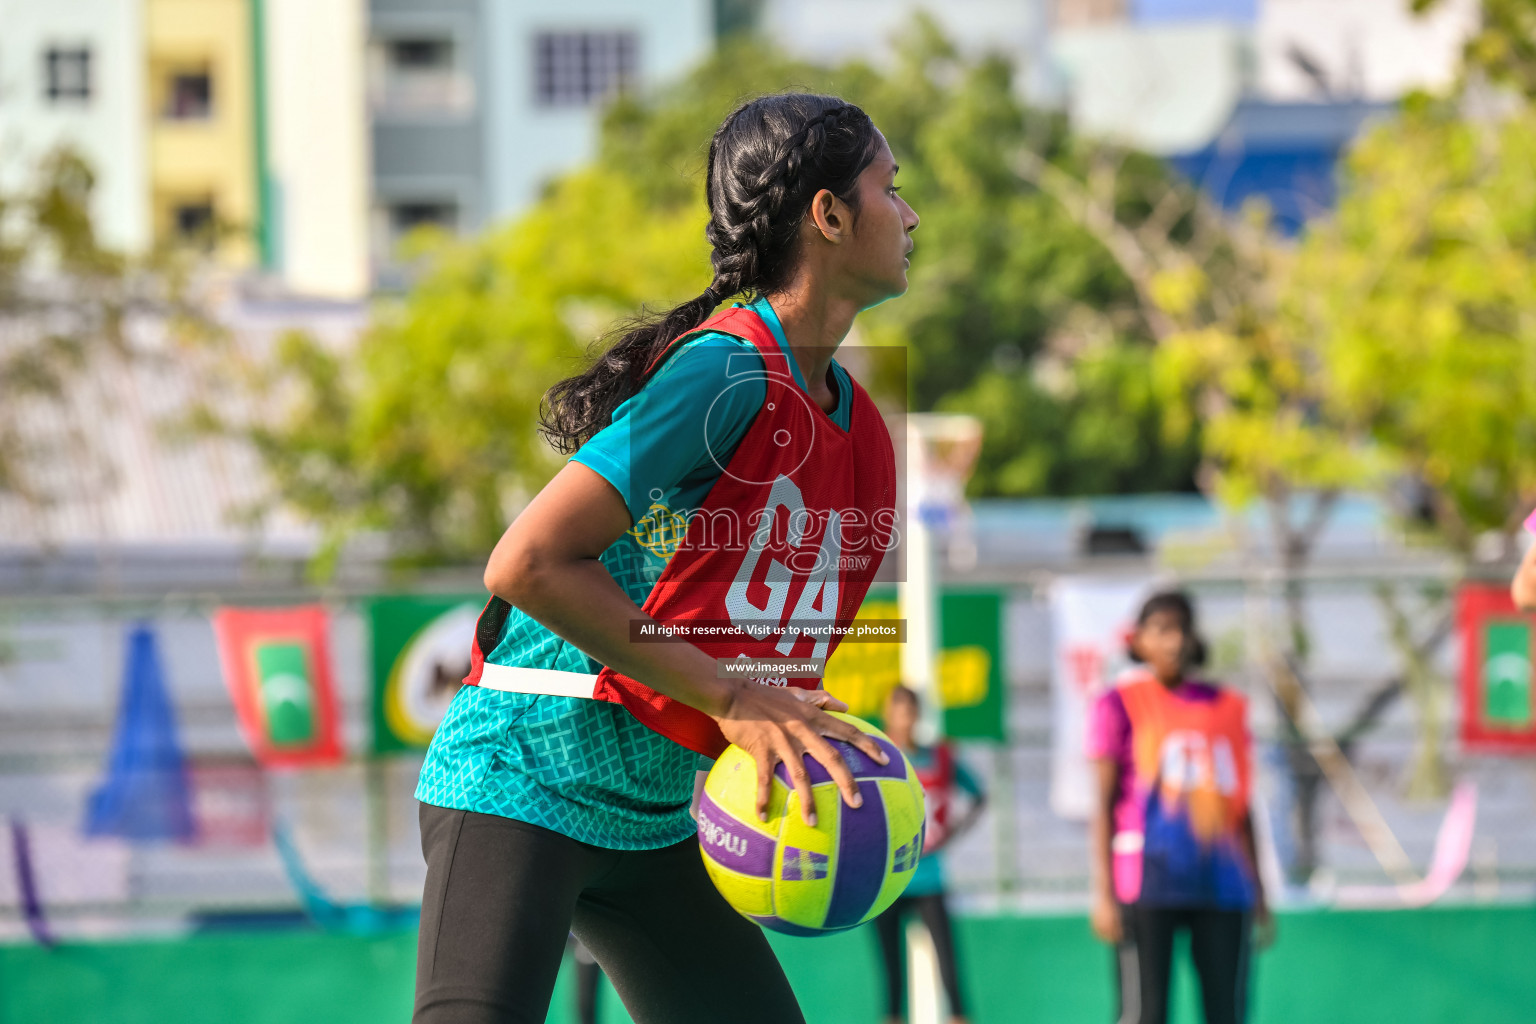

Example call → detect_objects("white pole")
901 419 943 746
906 917 946 1024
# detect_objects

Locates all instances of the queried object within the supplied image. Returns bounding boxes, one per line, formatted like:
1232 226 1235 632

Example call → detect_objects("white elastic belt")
478 662 599 700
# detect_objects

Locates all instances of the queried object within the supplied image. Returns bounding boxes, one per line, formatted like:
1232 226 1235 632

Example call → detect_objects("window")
173 202 215 237
173 201 215 243
369 36 473 115
373 200 460 283
390 38 452 72
165 70 213 120
391 201 457 235
44 47 92 102
533 32 637 107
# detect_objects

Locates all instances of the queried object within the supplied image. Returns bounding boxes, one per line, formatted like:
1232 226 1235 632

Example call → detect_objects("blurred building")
263 0 371 298
1051 14 1251 153
1048 0 1478 226
0 0 1487 290
0 0 370 298
752 0 1477 229
365 0 713 280
757 0 1057 98
0 0 151 252
1255 0 1478 103
145 0 260 268
366 0 486 272
1168 98 1389 233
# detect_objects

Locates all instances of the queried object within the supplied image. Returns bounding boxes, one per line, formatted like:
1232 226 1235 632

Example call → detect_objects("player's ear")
1186 634 1209 669
807 189 849 243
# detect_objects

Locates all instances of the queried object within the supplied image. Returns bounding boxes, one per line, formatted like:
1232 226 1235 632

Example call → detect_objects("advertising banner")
1049 576 1150 820
823 588 1007 740
368 594 483 753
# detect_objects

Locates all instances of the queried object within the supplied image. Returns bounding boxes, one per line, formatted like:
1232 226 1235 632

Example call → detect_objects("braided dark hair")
539 93 881 454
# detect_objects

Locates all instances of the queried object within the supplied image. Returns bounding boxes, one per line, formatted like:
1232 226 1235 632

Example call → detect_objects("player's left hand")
714 681 889 827
1253 901 1277 950
793 689 849 713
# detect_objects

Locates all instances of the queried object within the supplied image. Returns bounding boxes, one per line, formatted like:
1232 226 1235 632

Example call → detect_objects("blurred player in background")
1087 591 1271 1024
1511 507 1536 609
872 685 985 1024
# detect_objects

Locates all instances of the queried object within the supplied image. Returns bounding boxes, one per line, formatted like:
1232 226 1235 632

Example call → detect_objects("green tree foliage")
0 149 220 514
0 150 129 502
211 169 711 565
822 22 1198 496
1300 99 1536 549
949 341 1199 496
1294 99 1536 799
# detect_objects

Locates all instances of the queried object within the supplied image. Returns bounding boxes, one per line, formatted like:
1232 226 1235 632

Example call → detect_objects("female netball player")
1087 591 1272 1024
412 94 918 1024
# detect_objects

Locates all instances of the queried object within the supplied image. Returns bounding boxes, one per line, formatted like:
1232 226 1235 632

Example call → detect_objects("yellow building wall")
146 0 256 266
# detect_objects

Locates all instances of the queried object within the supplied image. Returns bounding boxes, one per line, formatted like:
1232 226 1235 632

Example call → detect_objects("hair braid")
539 93 879 454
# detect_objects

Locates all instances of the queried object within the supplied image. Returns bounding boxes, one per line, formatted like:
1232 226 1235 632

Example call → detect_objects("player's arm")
1512 536 1536 610
932 759 988 852
483 460 887 824
945 794 987 847
1235 706 1275 948
1088 756 1122 944
1238 810 1275 948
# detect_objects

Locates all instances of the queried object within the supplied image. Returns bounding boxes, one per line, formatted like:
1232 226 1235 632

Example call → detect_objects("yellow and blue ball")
697 711 926 936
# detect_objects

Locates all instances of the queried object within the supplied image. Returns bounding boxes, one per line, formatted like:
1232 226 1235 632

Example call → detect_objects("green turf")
2 906 1532 1023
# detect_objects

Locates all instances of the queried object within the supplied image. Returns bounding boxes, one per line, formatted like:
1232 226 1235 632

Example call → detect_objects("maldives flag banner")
212 606 344 768
1457 584 1536 755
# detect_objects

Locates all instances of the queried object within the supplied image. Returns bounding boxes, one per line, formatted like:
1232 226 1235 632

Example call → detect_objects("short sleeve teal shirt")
416 296 853 849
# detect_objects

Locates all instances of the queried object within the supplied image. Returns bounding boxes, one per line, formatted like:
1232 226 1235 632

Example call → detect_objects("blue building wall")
1168 100 1393 234
1132 0 1257 23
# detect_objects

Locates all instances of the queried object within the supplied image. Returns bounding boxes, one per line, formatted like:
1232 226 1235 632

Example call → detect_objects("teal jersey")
416 296 853 849
905 747 984 897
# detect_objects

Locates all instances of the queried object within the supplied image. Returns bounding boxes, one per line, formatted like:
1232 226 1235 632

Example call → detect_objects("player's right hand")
715 681 889 827
1090 893 1122 945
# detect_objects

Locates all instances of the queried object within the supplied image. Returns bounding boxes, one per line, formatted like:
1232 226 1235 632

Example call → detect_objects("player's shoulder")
1187 676 1239 698
1176 677 1247 716
1093 683 1129 714
1210 680 1248 710
666 327 758 358
644 329 761 388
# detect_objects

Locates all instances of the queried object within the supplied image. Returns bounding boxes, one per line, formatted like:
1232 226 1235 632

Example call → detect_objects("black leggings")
872 893 968 1018
1113 904 1251 1024
413 802 805 1024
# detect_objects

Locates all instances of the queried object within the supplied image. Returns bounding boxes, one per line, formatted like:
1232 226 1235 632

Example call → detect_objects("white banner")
1048 576 1152 820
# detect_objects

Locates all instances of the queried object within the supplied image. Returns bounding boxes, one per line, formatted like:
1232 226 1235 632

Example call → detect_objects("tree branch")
1014 148 1181 343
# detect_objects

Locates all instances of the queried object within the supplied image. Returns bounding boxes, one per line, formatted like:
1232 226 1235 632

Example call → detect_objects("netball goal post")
899 413 983 744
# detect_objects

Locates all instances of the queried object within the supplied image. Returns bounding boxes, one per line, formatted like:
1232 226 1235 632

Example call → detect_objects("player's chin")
859 263 911 307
